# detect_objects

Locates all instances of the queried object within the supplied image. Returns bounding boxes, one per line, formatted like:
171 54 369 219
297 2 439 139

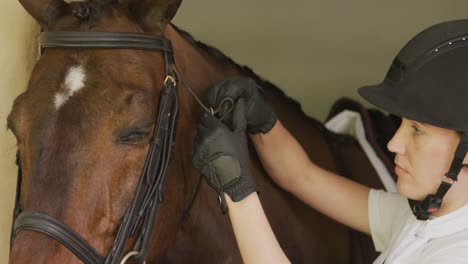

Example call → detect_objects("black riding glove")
206 76 277 134
192 100 257 212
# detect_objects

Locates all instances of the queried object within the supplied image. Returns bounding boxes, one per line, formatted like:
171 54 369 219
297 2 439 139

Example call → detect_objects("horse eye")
119 130 151 144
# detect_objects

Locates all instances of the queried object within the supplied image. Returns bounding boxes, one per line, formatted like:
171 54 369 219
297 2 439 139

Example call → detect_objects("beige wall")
173 0 468 120
0 2 38 263
2 0 468 263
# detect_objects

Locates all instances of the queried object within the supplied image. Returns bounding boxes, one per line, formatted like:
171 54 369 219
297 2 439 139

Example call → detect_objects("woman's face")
387 118 460 200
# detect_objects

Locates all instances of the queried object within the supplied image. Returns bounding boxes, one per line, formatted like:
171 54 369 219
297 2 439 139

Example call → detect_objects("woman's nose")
387 125 406 155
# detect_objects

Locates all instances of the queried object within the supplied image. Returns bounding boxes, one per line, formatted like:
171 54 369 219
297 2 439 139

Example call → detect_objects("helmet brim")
358 80 463 132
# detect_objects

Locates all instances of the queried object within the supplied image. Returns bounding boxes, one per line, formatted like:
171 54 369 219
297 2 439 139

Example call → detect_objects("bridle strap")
106 70 179 264
10 152 22 248
410 132 468 220
12 31 179 264
14 211 104 264
40 32 173 52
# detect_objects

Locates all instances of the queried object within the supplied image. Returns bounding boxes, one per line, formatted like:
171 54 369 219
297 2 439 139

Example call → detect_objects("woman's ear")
18 0 68 26
123 0 182 32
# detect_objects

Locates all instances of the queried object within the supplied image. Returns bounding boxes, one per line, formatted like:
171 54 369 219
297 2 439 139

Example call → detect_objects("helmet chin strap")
409 133 468 220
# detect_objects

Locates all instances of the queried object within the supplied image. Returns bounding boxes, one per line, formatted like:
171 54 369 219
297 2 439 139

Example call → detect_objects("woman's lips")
395 165 408 176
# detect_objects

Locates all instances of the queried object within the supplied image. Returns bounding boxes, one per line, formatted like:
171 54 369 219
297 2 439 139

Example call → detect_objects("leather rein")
10 31 181 264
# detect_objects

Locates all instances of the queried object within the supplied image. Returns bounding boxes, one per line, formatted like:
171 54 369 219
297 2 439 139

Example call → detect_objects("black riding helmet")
358 19 468 220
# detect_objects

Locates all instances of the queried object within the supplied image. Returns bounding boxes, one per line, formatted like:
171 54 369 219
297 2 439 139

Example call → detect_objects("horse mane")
171 24 328 130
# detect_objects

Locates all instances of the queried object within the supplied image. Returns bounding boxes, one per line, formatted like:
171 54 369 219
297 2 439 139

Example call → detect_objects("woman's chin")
396 178 436 201
396 180 424 200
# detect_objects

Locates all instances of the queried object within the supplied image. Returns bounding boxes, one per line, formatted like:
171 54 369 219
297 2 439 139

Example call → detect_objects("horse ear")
125 0 182 31
18 0 67 26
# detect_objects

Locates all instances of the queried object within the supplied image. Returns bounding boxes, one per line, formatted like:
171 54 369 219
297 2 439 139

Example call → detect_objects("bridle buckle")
164 75 177 86
120 251 146 264
441 175 455 185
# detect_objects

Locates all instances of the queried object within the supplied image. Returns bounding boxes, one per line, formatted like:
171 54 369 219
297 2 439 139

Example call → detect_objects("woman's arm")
225 193 290 264
250 121 371 234
192 107 289 264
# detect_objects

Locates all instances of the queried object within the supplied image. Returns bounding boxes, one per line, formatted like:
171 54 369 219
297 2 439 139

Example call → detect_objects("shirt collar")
416 203 468 239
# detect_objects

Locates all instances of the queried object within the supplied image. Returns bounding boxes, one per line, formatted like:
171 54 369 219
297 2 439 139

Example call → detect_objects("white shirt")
369 189 468 263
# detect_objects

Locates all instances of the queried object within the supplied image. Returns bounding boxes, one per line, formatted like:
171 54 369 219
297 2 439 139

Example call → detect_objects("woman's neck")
433 170 468 217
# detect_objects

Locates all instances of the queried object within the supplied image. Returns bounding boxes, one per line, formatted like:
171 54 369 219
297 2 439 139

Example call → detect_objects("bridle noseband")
11 31 180 264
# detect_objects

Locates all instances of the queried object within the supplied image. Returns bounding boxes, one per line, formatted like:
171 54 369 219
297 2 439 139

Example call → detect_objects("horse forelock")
47 0 141 33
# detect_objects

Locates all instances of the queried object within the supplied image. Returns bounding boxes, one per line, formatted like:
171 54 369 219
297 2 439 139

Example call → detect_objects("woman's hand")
206 76 277 134
192 100 257 210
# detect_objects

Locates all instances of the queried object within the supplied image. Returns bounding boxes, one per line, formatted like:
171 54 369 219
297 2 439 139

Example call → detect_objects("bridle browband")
11 31 181 264
38 32 174 51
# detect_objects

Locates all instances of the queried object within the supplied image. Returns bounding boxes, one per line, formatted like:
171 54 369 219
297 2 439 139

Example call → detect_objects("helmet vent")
426 36 468 56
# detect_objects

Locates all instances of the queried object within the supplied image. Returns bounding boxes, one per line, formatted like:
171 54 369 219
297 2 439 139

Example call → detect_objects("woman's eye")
412 125 422 134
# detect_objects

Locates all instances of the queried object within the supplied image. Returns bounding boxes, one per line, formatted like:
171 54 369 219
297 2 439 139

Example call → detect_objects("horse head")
7 1 201 263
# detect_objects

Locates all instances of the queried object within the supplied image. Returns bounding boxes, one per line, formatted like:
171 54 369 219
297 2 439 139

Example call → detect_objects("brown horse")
8 0 389 263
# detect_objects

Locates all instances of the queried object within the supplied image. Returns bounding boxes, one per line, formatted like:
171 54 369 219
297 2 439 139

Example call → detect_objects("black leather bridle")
10 31 181 264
